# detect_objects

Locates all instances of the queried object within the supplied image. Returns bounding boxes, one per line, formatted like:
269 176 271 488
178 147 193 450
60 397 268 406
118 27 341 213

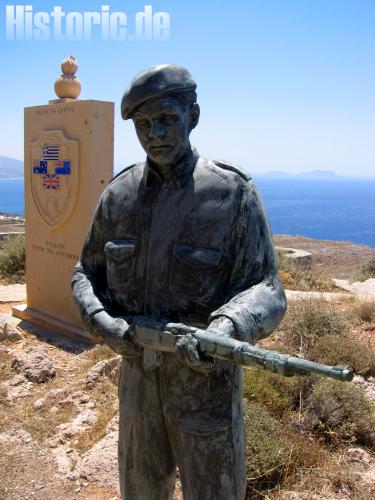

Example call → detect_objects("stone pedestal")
13 100 114 342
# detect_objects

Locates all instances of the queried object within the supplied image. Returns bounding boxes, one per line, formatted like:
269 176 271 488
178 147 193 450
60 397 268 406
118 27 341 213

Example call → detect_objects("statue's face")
133 95 195 166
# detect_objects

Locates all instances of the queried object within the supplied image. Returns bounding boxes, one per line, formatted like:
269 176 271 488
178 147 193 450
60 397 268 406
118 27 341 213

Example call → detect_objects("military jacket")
72 150 286 343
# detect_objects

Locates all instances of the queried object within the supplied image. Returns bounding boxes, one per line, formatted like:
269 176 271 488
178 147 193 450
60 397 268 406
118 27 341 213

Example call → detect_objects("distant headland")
0 156 23 179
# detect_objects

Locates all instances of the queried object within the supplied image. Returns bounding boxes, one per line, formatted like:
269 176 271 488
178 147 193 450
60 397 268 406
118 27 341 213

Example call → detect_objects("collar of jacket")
142 146 199 189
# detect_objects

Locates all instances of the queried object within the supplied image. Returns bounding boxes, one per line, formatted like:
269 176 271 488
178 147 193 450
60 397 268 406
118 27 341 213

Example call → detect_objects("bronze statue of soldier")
72 64 287 500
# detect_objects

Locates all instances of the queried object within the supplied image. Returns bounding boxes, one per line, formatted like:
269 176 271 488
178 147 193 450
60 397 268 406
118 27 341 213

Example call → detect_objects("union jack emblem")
42 145 60 160
42 174 60 190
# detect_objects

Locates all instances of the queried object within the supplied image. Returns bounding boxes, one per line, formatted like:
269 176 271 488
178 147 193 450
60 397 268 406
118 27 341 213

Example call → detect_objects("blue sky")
1 0 374 176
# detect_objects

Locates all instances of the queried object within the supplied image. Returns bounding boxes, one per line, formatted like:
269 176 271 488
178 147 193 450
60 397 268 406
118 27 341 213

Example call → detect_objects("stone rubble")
73 415 120 493
84 356 121 389
4 374 33 400
57 409 97 439
352 375 375 404
347 447 371 464
11 346 56 383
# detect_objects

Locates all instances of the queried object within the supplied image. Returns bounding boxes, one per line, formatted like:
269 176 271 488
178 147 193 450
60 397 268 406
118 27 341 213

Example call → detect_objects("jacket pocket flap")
104 240 137 261
174 244 222 270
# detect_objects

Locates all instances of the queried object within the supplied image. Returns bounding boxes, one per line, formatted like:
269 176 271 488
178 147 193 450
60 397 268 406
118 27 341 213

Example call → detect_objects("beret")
121 64 197 120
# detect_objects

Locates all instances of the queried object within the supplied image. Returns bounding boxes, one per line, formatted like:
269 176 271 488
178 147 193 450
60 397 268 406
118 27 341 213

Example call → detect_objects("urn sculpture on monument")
54 56 82 101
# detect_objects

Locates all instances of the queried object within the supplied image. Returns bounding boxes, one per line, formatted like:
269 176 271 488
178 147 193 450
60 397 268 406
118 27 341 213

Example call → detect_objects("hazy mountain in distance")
299 170 338 178
0 156 23 178
256 169 339 179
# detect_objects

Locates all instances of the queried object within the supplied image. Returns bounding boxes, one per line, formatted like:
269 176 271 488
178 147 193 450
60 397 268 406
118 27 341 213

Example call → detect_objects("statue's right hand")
90 311 141 358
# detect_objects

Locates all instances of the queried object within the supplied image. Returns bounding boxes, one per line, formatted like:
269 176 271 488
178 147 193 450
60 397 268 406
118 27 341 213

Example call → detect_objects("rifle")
128 316 353 382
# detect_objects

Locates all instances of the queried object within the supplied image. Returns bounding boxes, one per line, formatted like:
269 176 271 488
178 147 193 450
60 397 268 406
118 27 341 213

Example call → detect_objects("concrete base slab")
12 304 95 344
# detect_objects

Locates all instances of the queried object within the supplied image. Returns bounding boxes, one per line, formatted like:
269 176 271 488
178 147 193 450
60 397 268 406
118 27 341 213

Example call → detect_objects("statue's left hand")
175 316 236 374
175 333 216 374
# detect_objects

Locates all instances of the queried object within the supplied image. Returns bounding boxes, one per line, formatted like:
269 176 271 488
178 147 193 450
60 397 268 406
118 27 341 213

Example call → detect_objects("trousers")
118 353 246 500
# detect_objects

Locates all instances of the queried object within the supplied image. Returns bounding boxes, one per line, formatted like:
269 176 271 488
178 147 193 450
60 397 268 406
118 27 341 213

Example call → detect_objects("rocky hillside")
1 231 375 498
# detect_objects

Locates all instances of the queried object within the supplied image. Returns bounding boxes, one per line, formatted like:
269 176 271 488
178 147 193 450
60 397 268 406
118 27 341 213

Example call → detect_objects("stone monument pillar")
13 57 114 342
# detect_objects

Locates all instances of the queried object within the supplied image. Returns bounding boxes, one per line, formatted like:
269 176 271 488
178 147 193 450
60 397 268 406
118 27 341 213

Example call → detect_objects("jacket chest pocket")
104 240 137 296
169 244 225 305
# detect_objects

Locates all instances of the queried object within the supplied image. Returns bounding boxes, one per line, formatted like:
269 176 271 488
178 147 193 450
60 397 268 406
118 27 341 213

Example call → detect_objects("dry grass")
80 344 117 368
74 378 118 453
283 269 339 292
276 249 338 292
0 378 77 442
270 452 374 499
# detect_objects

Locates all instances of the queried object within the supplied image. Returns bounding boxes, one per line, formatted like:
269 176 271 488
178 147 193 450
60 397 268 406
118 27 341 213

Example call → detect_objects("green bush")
351 258 375 282
279 299 349 354
244 402 291 482
244 401 322 497
308 335 375 377
243 368 291 417
0 235 25 282
304 380 375 448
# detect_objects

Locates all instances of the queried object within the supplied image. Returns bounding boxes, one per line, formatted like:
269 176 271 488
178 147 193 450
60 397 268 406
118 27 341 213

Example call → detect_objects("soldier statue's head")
121 64 200 167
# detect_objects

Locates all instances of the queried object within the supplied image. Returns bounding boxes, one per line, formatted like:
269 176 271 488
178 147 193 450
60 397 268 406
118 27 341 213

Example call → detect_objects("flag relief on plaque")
30 130 79 228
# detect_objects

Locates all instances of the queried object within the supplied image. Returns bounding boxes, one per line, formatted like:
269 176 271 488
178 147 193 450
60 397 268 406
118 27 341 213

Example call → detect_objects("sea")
0 176 374 247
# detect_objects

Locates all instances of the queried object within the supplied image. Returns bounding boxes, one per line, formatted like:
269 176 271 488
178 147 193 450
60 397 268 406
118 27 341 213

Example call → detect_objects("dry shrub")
244 401 322 499
280 299 349 354
283 269 338 292
308 334 375 377
0 235 25 283
276 249 337 292
353 300 375 323
303 379 375 449
351 258 375 282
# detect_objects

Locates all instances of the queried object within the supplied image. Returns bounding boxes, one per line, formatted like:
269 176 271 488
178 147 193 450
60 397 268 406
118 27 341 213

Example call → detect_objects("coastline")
0 211 374 279
0 212 25 222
